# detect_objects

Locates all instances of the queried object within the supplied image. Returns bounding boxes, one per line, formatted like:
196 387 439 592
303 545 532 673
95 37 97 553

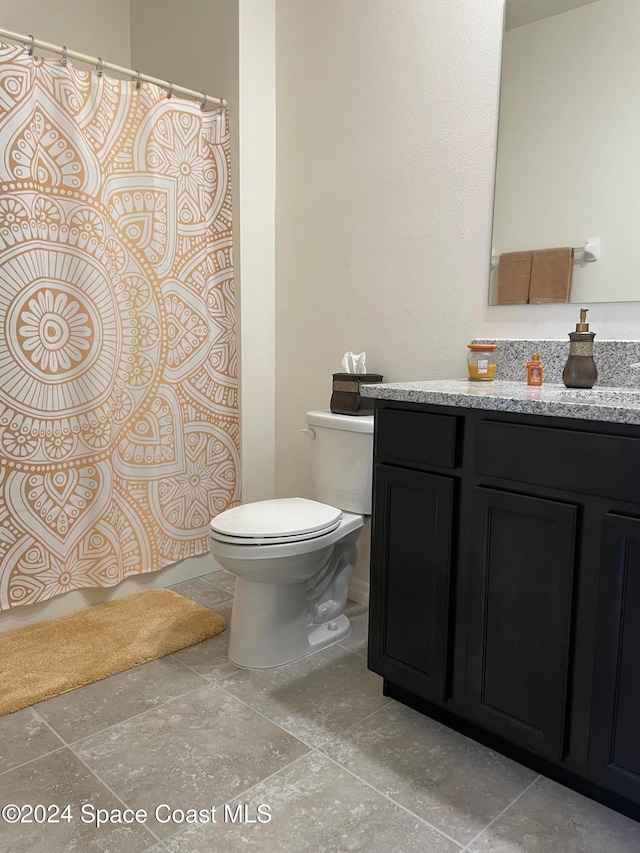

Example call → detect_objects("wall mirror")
489 0 640 304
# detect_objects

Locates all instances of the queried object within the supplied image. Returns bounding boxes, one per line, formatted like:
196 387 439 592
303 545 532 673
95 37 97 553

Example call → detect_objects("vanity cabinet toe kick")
368 400 640 822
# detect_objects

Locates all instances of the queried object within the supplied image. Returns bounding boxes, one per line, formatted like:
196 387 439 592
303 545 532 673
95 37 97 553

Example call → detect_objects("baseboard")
348 577 370 606
0 553 223 633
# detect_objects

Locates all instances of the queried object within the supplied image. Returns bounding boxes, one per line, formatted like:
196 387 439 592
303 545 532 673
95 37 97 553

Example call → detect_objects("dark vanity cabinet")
589 514 640 802
369 463 454 704
465 486 578 763
368 400 640 820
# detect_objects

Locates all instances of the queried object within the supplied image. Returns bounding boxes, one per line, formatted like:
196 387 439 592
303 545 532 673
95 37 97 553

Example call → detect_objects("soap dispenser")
562 308 597 389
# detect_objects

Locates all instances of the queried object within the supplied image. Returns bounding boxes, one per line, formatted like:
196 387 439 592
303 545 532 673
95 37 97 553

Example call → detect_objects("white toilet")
209 410 374 668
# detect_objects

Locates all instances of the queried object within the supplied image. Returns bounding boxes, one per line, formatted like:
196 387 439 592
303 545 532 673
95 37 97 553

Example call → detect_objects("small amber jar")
467 343 497 381
524 353 544 386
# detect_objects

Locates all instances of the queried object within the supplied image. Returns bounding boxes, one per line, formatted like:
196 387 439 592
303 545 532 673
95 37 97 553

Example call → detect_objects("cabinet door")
466 487 578 762
368 464 454 704
589 513 640 801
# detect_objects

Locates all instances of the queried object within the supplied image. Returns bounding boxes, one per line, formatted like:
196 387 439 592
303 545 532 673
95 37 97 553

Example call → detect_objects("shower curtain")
0 42 239 610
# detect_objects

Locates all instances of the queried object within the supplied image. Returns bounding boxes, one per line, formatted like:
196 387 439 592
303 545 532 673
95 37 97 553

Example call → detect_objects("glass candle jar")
467 343 497 381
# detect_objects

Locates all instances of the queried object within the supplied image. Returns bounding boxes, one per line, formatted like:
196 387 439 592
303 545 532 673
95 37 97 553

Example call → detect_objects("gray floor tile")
162 751 461 853
74 684 309 839
8 572 636 853
0 706 64 773
321 700 537 846
337 613 368 657
170 578 232 609
468 775 640 853
36 657 208 743
200 570 236 595
220 643 389 748
170 601 238 682
0 747 154 853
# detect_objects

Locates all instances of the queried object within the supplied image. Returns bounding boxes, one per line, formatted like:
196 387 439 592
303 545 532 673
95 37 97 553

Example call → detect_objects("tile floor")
1 570 639 852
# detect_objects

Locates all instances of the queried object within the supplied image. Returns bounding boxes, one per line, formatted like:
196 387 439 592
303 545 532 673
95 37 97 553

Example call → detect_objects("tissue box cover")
330 373 383 415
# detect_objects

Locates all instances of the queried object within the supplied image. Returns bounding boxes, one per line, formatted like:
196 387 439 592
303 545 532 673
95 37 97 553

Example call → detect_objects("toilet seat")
210 497 343 545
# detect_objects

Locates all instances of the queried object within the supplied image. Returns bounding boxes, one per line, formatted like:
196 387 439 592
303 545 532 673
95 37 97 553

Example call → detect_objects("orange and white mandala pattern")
0 43 239 609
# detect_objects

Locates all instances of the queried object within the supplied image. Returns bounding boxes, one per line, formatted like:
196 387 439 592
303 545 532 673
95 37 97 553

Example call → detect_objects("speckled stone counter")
471 339 640 387
360 379 640 426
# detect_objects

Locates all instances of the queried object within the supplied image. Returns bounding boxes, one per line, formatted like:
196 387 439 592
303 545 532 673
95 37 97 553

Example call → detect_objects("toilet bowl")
209 411 374 669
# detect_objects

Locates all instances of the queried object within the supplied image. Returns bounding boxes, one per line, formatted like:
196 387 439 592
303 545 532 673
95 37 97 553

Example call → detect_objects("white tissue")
341 351 367 374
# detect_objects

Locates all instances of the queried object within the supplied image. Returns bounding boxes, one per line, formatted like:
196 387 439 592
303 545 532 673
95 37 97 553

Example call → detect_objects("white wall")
0 0 131 66
493 0 640 303
131 0 276 506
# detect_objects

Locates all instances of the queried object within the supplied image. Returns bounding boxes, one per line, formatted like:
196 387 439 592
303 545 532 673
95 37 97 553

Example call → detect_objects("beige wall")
130 0 237 111
236 0 276 503
0 0 131 65
275 0 505 504
274 0 640 595
131 0 276 505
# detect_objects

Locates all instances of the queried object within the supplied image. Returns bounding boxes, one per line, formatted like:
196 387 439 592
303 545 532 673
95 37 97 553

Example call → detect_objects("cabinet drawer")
376 408 458 469
475 421 640 503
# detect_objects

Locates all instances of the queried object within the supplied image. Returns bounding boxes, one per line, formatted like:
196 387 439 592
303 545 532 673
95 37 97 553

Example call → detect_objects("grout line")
217 657 391 753
69 751 164 845
197 574 235 592
336 640 367 659
158 749 319 848
217 684 322 752
0 743 67 778
320 751 466 849
198 585 235 600
327 699 393 738
170 576 234 603
462 774 541 851
2 648 219 769
57 680 215 750
31 709 163 845
191 571 224 584
29 707 70 746
165 656 218 684
167 654 236 682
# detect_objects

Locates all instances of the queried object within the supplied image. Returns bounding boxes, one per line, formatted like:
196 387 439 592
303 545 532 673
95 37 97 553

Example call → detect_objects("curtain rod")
0 27 226 109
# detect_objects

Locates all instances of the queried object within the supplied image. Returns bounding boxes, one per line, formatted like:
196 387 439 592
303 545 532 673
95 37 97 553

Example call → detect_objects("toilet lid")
210 498 343 544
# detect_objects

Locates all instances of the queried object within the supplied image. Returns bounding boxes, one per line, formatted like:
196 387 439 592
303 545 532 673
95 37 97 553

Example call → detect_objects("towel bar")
491 238 600 268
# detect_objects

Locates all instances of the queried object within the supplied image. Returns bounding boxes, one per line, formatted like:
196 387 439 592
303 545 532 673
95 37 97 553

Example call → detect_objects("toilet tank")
305 410 374 514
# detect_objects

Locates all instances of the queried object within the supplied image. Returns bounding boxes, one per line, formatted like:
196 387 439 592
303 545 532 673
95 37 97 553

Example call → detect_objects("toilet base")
228 577 351 669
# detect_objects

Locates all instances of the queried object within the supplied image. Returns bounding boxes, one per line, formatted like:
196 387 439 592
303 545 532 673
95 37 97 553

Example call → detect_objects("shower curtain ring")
61 45 68 66
134 70 141 89
200 92 208 111
97 57 104 78
27 34 35 57
167 81 173 100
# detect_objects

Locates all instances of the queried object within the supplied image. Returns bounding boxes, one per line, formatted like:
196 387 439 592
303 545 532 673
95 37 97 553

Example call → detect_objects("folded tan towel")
529 247 573 303
497 251 533 304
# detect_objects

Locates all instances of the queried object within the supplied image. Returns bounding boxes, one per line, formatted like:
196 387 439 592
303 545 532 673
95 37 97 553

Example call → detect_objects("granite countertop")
360 379 640 426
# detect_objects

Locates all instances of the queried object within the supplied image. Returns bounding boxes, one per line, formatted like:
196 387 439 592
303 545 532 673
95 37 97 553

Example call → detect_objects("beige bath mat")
0 589 225 716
